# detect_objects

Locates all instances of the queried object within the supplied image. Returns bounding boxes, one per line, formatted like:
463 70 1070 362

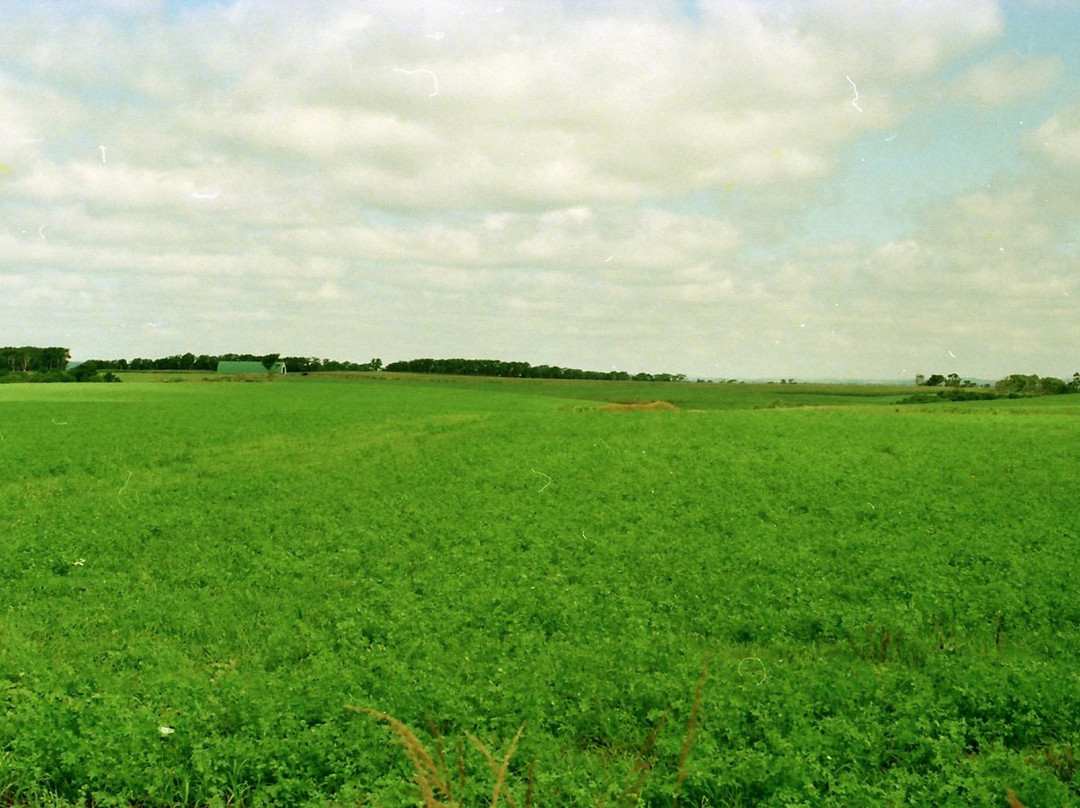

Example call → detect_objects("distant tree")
71 361 99 382
923 374 946 387
946 373 961 387
994 374 1040 395
1069 372 1080 393
1038 376 1068 395
40 346 71 371
1 346 71 372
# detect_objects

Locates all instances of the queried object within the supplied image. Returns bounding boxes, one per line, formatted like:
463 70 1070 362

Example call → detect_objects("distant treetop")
381 357 685 381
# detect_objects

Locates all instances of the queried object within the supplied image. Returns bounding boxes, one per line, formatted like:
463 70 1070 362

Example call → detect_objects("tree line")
381 357 686 382
0 346 120 383
1 346 71 373
4 348 677 381
908 371 1080 403
88 353 384 373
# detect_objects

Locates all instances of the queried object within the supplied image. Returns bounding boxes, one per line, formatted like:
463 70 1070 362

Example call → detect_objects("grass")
1 374 1079 806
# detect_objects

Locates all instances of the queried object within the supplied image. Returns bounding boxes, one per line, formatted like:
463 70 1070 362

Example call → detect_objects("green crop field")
2 376 1079 807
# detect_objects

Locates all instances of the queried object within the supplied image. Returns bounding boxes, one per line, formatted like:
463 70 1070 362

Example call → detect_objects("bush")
27 370 76 383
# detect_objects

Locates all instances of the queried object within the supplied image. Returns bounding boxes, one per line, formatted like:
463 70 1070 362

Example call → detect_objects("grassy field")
2 375 1079 806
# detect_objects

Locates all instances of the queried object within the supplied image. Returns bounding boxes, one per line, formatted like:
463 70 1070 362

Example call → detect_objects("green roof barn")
217 361 286 374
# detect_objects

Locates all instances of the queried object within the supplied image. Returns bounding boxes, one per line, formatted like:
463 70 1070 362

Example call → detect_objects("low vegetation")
1 374 1078 806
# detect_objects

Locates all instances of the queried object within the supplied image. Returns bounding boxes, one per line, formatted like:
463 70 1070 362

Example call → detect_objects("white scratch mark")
845 76 863 112
395 67 439 97
884 134 897 142
39 225 46 240
116 471 139 509
948 350 957 359
99 145 107 163
738 657 767 686
191 191 219 200
425 32 444 40
530 468 553 493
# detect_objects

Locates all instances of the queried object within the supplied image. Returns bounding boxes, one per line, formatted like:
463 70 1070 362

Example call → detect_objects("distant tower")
915 374 925 386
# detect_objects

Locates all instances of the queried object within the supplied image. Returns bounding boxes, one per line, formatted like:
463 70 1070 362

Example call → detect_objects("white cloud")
1031 100 1080 170
5 0 1079 378
950 52 1063 106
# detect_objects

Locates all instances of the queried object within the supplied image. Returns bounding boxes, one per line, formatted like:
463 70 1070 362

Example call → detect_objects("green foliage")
1 378 1079 806
995 374 1042 395
1 346 71 373
382 357 685 381
70 361 100 382
1038 376 1069 395
92 353 382 373
900 388 998 404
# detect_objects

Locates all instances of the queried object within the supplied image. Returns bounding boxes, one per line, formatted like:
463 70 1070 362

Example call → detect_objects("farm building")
216 361 286 374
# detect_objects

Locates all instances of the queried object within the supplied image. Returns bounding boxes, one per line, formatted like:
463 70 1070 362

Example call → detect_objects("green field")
2 376 1079 806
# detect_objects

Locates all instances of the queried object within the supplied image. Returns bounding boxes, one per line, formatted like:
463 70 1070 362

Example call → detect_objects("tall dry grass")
350 666 709 808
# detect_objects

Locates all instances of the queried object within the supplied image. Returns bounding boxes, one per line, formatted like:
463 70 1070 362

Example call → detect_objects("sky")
2 0 1079 380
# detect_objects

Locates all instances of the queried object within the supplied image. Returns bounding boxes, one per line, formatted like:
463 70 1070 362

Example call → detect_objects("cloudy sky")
2 0 1079 379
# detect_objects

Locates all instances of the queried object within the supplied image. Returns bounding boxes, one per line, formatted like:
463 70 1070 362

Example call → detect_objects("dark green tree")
71 361 99 382
40 347 71 371
1038 376 1068 395
994 374 1040 395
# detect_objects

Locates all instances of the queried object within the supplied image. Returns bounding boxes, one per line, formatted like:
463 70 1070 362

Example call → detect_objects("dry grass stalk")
429 719 453 805
524 758 536 808
466 723 526 808
347 706 456 807
617 712 669 808
672 664 708 808
457 735 467 798
1006 789 1026 808
355 665 710 808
